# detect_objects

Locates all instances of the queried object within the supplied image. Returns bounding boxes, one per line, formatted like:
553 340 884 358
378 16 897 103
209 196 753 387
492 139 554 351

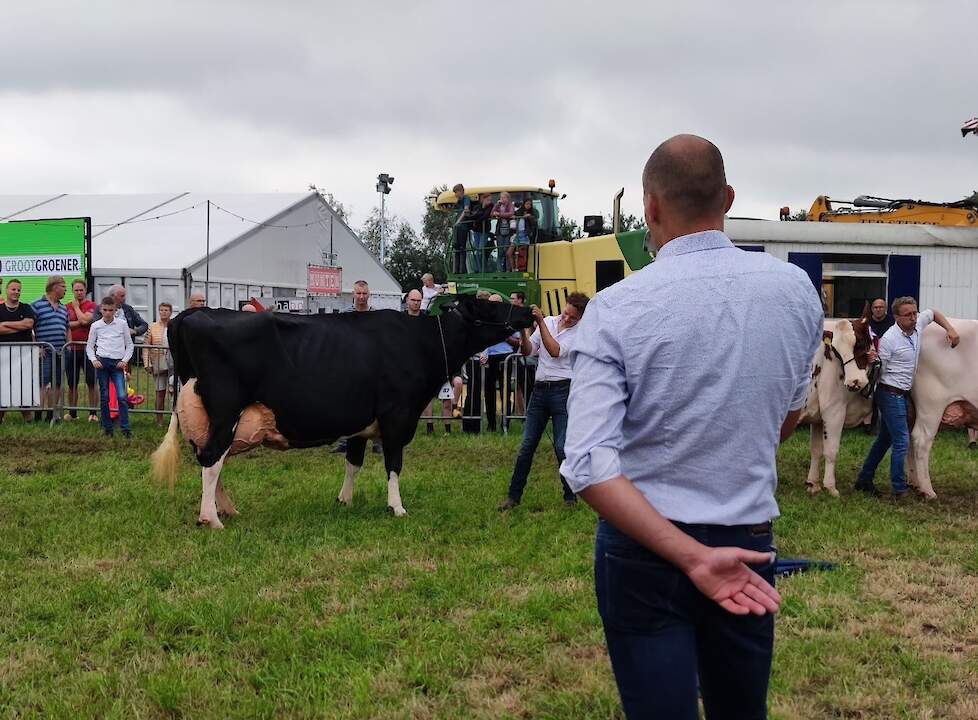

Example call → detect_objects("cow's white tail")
151 412 181 492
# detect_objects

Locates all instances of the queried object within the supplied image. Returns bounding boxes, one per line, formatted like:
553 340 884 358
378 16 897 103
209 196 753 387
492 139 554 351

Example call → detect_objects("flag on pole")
962 117 978 137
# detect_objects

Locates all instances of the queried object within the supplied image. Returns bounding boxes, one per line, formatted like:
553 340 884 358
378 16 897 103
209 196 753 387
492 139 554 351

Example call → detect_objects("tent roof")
0 192 314 274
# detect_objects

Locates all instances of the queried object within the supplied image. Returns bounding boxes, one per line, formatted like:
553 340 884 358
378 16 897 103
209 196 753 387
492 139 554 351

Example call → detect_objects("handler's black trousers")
595 518 776 720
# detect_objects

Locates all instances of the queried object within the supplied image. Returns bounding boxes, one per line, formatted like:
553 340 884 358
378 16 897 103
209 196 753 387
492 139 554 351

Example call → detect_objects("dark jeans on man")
595 518 776 720
96 356 129 433
857 387 910 494
506 379 574 501
484 354 507 432
453 225 468 273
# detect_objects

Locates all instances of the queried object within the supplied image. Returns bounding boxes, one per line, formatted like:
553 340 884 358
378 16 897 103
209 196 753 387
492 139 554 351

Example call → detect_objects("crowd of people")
451 185 539 274
0 277 214 435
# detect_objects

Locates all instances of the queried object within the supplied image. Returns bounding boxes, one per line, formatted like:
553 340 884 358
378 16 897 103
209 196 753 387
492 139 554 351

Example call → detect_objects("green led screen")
0 218 90 303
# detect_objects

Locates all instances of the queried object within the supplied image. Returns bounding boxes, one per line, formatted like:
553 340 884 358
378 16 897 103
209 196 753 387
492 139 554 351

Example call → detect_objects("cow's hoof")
336 495 352 506
826 487 839 498
969 442 977 451
920 490 938 501
196 516 225 530
806 484 821 495
216 509 239 518
388 505 408 517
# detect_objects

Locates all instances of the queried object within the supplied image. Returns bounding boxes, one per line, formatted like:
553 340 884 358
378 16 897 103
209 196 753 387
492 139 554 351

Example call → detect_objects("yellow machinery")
806 195 978 226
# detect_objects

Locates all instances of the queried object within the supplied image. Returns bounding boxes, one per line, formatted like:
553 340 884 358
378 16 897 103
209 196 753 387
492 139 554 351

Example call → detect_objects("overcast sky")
2 1 976 235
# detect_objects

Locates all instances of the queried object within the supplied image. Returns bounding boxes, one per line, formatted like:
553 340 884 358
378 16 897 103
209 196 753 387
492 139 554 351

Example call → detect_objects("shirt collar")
654 230 733 260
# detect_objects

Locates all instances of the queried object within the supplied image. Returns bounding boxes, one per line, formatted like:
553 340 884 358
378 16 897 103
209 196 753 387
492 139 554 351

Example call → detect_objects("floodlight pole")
205 200 211 286
379 190 387 265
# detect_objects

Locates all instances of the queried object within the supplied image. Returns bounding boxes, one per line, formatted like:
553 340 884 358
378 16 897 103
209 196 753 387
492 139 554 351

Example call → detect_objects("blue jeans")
857 389 909 494
507 380 574 501
96 357 129 432
596 519 776 720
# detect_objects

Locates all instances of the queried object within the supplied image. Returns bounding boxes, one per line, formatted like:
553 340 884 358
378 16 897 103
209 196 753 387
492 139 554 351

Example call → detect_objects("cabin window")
595 260 625 291
821 253 887 317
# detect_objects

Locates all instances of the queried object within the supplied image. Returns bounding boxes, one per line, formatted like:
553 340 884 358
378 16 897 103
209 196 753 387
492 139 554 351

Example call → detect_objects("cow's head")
441 294 534 358
452 294 534 331
826 313 872 392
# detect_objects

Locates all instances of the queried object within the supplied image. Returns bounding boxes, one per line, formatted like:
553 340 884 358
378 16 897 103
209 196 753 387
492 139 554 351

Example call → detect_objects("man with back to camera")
855 295 958 498
560 135 824 719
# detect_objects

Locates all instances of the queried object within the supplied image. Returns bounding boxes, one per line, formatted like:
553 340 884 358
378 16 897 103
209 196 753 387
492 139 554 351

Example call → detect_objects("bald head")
643 134 728 221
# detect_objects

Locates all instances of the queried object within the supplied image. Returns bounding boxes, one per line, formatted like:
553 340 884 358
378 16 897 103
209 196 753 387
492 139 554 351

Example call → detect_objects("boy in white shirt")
86 297 135 437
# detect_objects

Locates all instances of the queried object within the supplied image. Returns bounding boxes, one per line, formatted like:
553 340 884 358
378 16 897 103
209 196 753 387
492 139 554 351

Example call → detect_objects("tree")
421 184 454 281
790 209 809 221
963 190 978 206
359 203 446 291
557 214 582 241
308 184 350 223
598 212 646 234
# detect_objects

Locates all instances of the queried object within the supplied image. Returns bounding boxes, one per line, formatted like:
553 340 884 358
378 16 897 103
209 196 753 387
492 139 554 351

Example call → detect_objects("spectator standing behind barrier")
452 184 472 274
461 290 493 433
0 278 36 424
64 278 99 422
420 273 443 312
189 291 207 309
333 281 381 453
144 302 175 426
499 292 589 509
508 291 534 415
87 297 134 438
491 192 516 272
482 293 511 432
560 135 824 719
868 297 893 346
108 285 149 343
31 275 70 424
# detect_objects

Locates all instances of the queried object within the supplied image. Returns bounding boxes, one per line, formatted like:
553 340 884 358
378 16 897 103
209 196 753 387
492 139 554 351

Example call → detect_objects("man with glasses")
855 296 959 498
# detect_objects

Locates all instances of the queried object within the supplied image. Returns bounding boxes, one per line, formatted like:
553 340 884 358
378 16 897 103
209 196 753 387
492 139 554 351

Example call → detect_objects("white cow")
799 317 873 496
906 319 978 499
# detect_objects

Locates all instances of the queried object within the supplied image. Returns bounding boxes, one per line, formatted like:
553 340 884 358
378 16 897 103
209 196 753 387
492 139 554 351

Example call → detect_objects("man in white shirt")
420 273 443 312
856 296 959 498
86 297 135 437
499 292 589 510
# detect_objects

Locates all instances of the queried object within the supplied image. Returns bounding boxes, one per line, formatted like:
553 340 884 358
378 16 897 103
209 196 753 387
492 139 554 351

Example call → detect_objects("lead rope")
436 314 452 386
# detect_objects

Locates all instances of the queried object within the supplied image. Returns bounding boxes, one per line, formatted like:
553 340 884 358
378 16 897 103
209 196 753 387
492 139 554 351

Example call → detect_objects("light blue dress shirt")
878 309 933 391
560 230 823 525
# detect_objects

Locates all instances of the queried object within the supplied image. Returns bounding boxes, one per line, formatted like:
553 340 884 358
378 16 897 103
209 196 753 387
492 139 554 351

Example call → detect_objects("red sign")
308 265 342 296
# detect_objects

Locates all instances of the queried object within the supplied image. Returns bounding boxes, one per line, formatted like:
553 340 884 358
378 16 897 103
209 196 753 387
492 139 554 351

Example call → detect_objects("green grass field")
1 416 977 719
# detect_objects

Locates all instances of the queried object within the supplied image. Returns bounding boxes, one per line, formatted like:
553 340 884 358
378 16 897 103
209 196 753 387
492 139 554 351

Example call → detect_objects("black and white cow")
151 296 534 527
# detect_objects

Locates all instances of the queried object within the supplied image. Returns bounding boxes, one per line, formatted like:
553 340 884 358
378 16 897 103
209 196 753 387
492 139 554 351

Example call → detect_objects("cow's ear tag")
438 382 454 400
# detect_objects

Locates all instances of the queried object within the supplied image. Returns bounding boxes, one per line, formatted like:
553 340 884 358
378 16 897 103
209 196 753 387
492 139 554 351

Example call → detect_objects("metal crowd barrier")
418 357 485 431
416 353 537 435
2 344 535 433
0 341 54 424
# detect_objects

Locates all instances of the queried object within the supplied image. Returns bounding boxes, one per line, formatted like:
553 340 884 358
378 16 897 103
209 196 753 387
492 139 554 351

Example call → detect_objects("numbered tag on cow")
437 382 453 400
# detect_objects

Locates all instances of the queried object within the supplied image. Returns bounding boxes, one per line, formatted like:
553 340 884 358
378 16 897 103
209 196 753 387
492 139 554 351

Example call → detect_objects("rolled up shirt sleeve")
560 298 628 493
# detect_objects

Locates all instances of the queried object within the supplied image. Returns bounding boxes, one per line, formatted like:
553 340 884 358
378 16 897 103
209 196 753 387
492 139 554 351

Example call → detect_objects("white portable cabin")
0 193 402 321
725 219 978 319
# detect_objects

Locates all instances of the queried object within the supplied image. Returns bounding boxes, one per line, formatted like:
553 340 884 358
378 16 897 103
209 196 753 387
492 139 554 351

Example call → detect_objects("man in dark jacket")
109 285 149 341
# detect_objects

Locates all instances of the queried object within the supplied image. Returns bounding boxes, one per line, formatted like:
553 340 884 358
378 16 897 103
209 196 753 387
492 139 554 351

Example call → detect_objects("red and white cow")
799 316 874 496
906 319 978 499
